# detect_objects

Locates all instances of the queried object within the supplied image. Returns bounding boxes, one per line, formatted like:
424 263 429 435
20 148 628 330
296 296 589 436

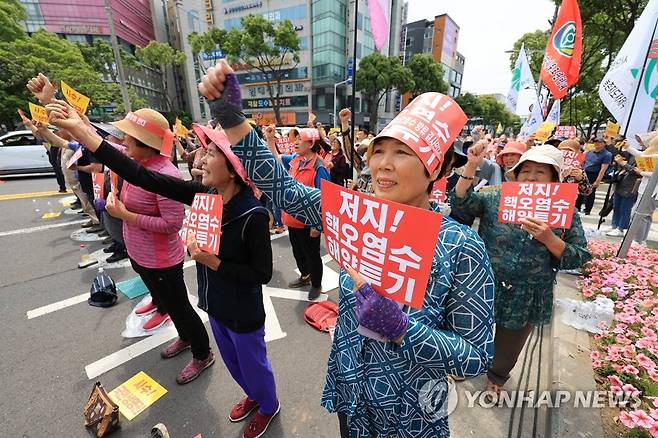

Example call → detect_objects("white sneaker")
635 240 648 247
606 229 625 237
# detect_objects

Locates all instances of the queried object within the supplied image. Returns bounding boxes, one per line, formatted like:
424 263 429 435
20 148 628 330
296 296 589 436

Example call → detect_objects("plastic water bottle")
556 296 614 333
80 244 90 263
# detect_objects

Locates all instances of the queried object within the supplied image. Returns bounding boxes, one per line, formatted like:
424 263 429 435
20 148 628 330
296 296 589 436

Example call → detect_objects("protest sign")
561 150 585 168
28 102 49 125
109 371 167 421
66 148 83 169
584 143 595 152
61 80 90 114
179 193 223 254
555 125 577 138
429 177 448 203
604 121 620 139
636 156 658 172
275 137 294 154
534 122 556 143
174 118 189 137
499 182 579 229
109 171 119 193
321 181 442 309
92 173 104 200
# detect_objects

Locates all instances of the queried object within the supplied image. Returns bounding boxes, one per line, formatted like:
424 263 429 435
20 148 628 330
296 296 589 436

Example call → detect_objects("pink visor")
299 128 320 142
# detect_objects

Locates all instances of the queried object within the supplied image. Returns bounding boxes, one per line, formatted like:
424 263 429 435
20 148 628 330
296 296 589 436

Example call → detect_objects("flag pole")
617 15 658 258
349 0 359 179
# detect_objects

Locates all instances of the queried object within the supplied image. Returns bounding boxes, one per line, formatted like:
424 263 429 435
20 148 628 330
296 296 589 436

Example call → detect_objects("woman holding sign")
198 59 495 438
44 100 280 438
452 142 591 402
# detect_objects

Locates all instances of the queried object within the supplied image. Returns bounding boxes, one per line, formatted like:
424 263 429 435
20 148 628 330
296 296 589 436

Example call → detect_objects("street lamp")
334 79 350 128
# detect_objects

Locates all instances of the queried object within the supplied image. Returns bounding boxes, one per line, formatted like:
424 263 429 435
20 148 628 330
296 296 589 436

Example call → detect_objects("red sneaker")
176 352 215 384
135 300 157 316
242 403 280 438
142 312 170 331
229 397 259 422
161 338 191 359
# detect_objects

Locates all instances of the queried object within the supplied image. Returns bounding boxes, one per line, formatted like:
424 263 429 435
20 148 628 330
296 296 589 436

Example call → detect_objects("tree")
406 54 448 97
188 28 228 74
77 40 138 84
0 29 115 125
218 15 301 125
136 41 186 111
455 92 483 119
357 53 415 134
0 0 26 43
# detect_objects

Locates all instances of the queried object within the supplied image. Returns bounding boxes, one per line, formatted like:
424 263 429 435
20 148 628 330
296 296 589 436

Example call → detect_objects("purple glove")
93 198 106 212
207 73 246 129
68 141 81 151
355 283 409 341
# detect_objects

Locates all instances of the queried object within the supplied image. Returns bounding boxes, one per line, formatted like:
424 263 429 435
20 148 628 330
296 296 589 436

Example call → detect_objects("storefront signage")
225 1 263 14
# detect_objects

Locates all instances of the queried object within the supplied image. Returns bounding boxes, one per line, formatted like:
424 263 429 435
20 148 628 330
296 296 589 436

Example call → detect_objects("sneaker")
308 286 323 301
135 300 157 316
81 220 94 228
106 251 128 263
101 236 114 245
274 226 285 234
98 230 109 237
58 188 67 193
142 312 170 331
176 352 215 384
288 275 311 288
151 423 170 438
87 224 104 233
229 397 259 422
606 228 625 237
103 243 118 253
243 403 280 438
161 338 191 359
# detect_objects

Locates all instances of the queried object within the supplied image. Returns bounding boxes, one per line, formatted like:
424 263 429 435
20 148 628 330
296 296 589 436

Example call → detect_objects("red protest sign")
429 177 447 203
275 137 294 154
92 173 104 200
555 125 577 138
498 182 579 229
321 180 442 309
180 193 223 255
109 171 119 193
66 148 83 169
562 150 585 168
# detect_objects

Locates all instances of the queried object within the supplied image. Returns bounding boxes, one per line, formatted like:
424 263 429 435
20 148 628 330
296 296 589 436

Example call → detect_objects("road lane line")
0 190 66 201
26 292 89 319
0 219 87 237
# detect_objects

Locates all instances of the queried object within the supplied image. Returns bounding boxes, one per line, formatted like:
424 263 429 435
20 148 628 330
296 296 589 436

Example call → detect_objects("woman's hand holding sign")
344 265 408 345
186 231 221 271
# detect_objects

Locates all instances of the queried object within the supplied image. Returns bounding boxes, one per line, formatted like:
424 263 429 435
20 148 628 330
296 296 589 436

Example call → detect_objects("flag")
367 0 390 51
505 44 536 113
598 0 658 146
518 96 544 139
540 0 582 99
546 99 561 125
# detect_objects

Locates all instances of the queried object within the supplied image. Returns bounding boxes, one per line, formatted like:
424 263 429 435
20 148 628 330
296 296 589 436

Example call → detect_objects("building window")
187 11 199 32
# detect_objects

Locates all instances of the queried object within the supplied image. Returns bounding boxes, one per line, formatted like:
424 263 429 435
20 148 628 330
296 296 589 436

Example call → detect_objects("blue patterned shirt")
233 129 495 437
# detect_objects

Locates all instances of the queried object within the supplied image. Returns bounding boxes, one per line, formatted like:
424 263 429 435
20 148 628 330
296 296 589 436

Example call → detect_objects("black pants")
130 258 211 359
288 227 323 288
47 148 65 191
487 324 535 386
576 170 600 213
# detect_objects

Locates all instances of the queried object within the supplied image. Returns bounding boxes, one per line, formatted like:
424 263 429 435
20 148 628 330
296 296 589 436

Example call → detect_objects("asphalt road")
0 174 341 438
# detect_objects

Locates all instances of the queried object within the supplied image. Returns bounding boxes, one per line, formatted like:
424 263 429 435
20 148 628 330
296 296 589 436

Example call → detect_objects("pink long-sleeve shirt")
120 154 185 269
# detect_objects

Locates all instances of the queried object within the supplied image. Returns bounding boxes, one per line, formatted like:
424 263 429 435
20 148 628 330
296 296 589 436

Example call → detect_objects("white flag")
599 0 658 146
518 96 544 139
506 44 537 113
546 99 561 125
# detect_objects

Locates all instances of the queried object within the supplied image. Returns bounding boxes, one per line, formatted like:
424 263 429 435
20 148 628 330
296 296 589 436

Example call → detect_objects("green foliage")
357 53 414 133
115 87 146 115
0 0 26 43
406 54 448 97
0 29 114 125
136 41 185 111
77 40 138 83
455 92 520 132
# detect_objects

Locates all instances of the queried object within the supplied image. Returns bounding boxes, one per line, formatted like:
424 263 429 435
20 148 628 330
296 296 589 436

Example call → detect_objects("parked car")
0 130 53 175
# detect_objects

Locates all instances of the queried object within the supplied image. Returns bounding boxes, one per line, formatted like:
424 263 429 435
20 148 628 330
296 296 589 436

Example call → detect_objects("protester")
495 141 526 182
577 138 612 215
46 142 67 192
452 142 591 402
606 152 641 237
198 59 494 437
326 137 350 187
557 139 593 197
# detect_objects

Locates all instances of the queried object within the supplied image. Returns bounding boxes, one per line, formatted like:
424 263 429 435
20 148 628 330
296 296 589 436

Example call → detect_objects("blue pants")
265 199 283 227
209 317 278 415
611 193 637 230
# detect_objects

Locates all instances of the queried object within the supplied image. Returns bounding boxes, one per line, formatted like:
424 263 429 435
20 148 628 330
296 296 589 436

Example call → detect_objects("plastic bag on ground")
121 294 174 338
554 295 614 333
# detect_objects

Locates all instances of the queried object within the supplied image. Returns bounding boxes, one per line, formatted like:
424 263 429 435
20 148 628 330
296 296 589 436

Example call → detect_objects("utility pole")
104 0 131 113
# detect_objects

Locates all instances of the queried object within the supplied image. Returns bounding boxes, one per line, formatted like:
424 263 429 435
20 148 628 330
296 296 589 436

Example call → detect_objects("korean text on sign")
92 173 104 200
180 193 223 254
561 150 585 168
636 156 657 172
61 80 90 115
275 137 294 154
108 371 167 421
498 182 579 229
555 125 577 138
429 177 448 203
320 181 442 309
28 102 49 125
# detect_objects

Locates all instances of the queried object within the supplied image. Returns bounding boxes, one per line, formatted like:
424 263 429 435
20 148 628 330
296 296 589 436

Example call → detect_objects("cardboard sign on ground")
108 371 167 421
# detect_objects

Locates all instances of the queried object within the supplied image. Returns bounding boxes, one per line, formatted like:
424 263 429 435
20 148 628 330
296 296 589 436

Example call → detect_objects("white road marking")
26 292 89 319
265 286 329 302
0 219 87 237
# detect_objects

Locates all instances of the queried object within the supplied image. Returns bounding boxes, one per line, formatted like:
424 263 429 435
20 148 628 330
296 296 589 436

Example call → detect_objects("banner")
66 147 83 169
367 0 390 51
539 0 582 99
555 125 577 138
321 181 442 309
505 44 537 113
498 182 579 229
179 193 223 255
546 99 561 125
518 96 544 139
535 121 556 143
598 0 658 146
61 80 90 115
604 120 620 139
636 156 658 172
92 173 105 200
28 102 49 125
429 178 448 203
562 149 586 168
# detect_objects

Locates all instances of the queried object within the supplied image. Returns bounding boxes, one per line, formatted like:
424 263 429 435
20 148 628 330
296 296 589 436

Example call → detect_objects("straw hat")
111 108 171 151
506 144 565 182
557 139 581 153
